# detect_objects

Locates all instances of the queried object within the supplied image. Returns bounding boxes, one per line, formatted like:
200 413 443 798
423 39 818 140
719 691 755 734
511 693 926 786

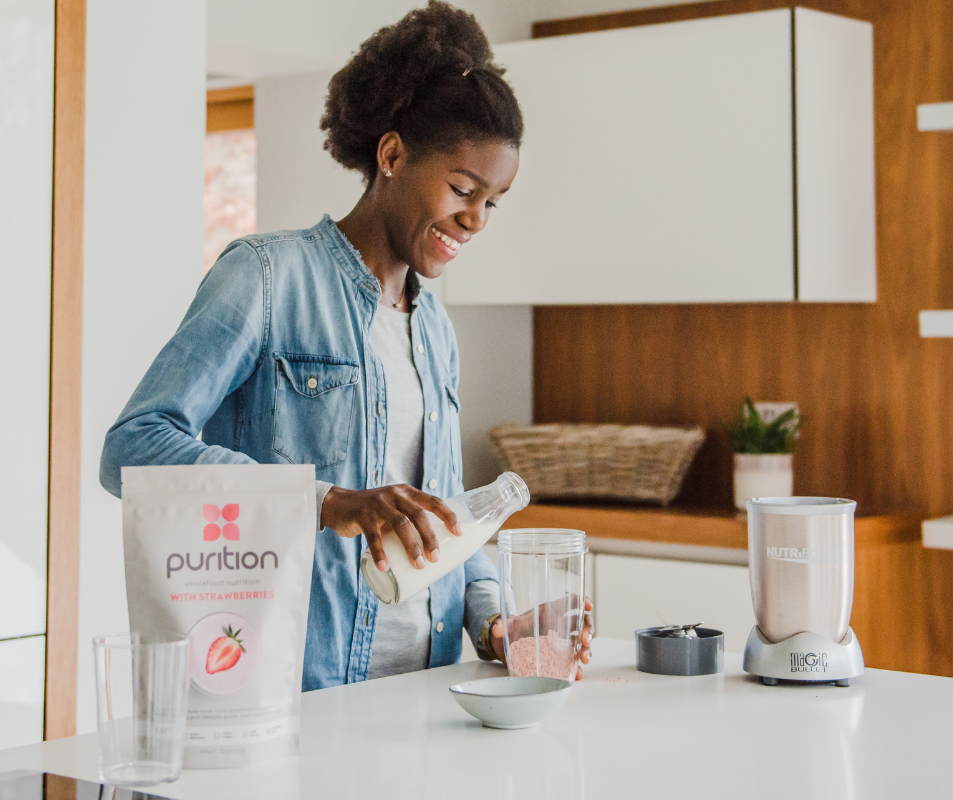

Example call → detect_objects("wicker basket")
489 423 705 506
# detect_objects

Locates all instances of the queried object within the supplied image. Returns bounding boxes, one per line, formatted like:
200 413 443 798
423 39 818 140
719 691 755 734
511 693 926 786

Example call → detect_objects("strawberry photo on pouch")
206 625 245 674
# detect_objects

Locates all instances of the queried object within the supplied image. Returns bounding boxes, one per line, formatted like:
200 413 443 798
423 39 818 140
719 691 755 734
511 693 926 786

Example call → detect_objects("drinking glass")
93 632 191 787
497 529 588 680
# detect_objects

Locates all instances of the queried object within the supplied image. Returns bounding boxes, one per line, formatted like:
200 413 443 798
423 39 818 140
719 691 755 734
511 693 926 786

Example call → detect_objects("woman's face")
381 137 520 279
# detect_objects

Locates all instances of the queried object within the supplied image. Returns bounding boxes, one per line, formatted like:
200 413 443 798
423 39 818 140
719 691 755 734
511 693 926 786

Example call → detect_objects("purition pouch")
122 464 316 769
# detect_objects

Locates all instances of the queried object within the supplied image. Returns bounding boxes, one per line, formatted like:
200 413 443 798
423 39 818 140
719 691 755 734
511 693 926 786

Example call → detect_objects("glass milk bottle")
360 472 530 604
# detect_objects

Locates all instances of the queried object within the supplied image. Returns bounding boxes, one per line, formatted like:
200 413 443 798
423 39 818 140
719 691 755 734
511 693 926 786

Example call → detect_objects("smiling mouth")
431 227 461 252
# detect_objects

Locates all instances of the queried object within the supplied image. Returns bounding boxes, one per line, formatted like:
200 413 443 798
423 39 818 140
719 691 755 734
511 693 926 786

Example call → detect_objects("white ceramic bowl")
449 676 573 729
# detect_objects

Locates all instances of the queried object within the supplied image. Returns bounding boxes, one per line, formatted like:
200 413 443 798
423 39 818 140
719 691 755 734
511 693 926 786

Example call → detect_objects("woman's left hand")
489 596 594 681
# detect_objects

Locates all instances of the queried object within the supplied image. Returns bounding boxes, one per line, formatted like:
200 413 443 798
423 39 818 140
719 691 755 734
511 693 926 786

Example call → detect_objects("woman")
100 1 592 689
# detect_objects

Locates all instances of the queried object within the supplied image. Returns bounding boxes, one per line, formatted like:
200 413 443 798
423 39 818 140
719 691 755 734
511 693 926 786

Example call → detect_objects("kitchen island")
0 637 947 798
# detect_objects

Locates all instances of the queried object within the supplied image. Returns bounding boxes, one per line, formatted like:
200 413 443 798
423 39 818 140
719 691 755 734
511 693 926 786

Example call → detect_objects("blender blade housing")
742 626 864 686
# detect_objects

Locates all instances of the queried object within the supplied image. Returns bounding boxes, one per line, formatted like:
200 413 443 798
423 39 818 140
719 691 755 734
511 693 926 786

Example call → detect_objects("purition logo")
204 504 239 541
165 503 278 578
790 652 828 674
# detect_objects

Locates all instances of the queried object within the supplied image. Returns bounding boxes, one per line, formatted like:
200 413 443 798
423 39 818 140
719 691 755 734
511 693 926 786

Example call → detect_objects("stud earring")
383 168 392 177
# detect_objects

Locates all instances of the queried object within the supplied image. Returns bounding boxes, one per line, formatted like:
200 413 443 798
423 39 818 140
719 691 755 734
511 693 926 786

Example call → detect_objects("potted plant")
727 398 802 511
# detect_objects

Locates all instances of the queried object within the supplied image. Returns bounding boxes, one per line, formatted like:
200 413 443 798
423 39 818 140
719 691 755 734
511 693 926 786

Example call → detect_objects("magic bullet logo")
790 652 829 673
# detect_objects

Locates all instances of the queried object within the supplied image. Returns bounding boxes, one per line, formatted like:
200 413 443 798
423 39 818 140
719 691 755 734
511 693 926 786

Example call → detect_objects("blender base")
742 626 864 685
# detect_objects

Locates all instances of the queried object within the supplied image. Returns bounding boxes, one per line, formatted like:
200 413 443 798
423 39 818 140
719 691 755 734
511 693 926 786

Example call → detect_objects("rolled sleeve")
99 240 267 497
315 480 334 532
464 578 501 660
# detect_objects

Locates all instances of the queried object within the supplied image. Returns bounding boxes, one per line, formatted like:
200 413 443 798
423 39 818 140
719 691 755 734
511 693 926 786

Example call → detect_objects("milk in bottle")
360 472 529 604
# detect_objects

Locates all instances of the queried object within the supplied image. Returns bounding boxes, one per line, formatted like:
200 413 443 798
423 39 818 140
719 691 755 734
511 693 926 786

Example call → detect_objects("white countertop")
1 638 949 799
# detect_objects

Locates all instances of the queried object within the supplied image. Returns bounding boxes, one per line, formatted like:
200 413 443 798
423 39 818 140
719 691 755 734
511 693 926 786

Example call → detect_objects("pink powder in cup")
507 629 577 681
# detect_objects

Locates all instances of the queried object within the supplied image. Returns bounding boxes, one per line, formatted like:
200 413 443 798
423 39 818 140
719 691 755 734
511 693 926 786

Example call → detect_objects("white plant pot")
733 453 793 511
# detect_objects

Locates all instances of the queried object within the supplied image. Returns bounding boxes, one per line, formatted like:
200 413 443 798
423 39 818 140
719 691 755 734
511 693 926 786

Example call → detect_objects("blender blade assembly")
742 627 865 686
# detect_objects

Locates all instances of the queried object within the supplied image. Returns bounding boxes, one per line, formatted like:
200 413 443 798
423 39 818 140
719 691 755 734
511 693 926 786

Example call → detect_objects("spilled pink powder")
508 630 576 680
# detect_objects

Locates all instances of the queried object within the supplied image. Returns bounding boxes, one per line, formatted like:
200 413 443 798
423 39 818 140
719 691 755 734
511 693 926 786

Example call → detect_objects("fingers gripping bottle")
360 472 530 604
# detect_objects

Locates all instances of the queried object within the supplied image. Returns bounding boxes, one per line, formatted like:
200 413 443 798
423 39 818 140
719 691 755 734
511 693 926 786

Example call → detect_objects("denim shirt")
99 215 498 690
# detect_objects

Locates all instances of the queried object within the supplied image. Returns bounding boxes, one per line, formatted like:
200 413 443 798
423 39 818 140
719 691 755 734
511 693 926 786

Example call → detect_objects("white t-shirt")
366 305 431 680
363 304 501 679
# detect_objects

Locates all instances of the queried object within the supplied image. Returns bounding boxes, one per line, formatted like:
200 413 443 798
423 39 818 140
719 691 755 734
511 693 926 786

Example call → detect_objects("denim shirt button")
428 478 437 489
429 411 437 422
416 344 424 353
436 622 444 633
307 377 317 389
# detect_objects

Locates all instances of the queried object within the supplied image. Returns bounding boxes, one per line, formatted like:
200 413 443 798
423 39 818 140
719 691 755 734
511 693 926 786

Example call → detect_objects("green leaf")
726 397 801 454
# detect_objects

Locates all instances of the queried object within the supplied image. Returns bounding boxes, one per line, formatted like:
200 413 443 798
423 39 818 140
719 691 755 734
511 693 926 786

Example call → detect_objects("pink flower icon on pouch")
202 504 240 541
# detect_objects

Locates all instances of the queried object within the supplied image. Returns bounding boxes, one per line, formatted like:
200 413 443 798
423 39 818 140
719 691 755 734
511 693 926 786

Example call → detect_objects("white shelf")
919 310 953 337
917 101 953 131
923 516 953 549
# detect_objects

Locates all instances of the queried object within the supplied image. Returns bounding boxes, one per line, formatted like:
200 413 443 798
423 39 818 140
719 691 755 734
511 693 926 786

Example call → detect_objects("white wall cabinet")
446 8 875 305
593 553 755 654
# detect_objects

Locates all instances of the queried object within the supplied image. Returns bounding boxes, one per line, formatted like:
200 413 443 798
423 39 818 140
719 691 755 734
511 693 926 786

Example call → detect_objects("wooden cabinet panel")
594 554 755 653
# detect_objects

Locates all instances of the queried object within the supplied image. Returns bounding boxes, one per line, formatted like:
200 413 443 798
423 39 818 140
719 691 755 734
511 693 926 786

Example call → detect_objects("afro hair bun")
321 1 523 182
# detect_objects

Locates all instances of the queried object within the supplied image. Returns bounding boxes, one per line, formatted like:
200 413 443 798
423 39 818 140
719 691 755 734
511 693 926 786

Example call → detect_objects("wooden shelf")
503 503 920 552
504 503 747 550
920 310 953 337
917 101 953 131
207 84 254 133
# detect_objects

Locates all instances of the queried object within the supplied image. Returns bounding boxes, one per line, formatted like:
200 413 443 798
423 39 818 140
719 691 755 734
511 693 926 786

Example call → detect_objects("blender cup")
747 497 856 644
497 529 588 681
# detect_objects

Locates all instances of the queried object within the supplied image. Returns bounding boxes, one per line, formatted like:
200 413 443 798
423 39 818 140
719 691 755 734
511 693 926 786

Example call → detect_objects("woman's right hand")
320 485 463 573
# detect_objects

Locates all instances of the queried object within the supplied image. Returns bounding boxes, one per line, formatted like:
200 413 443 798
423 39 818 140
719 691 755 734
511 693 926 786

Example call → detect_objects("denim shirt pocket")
273 353 359 468
445 383 462 477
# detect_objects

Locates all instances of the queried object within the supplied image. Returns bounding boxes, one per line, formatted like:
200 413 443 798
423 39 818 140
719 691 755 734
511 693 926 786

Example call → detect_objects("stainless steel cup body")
747 497 856 644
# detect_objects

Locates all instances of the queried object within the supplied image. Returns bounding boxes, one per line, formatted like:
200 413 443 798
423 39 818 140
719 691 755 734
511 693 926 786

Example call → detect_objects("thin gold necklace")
384 282 406 309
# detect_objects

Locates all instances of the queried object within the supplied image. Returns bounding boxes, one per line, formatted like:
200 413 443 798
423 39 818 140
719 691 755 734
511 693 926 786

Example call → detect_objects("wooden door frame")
42 27 253 740
46 0 85 740
207 84 254 133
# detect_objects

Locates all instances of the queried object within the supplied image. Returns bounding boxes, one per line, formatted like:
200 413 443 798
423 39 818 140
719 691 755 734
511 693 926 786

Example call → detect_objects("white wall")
447 306 532 489
208 0 541 80
255 70 364 229
207 0 716 84
0 637 47 749
0 0 53 643
0 0 53 750
77 0 206 734
255 71 533 490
